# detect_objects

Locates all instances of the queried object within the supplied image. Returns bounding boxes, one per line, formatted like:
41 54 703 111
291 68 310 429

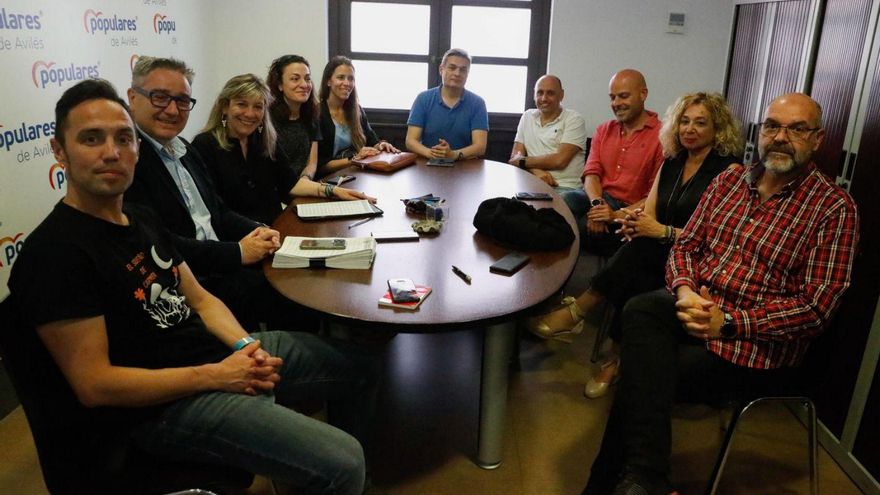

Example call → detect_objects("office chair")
707 395 818 495
703 320 840 495
0 297 253 495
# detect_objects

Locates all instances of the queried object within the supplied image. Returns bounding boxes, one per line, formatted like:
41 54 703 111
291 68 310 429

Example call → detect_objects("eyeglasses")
759 121 819 141
132 87 197 111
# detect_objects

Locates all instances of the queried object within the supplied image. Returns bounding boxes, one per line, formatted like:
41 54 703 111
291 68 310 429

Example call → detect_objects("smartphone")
326 175 355 186
427 157 456 167
300 238 347 250
489 252 530 275
515 192 553 201
388 278 419 302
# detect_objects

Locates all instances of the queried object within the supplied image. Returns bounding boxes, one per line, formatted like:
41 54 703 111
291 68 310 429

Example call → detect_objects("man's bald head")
536 74 563 92
767 92 823 128
609 69 646 91
534 74 565 117
608 69 648 125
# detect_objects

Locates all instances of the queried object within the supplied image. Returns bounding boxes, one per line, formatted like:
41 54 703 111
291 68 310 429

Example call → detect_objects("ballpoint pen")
451 265 472 284
348 217 375 229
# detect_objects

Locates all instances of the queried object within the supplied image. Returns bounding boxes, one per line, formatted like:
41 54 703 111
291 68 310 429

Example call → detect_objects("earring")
221 115 227 128
258 124 263 133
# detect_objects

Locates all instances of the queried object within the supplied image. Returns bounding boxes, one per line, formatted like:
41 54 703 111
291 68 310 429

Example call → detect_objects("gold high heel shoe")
527 296 586 342
584 355 619 399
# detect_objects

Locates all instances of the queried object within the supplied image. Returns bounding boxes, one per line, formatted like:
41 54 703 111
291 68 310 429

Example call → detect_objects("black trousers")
589 237 670 342
583 289 792 494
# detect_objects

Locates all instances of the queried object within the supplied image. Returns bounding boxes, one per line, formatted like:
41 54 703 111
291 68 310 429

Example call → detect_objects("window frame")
329 0 552 131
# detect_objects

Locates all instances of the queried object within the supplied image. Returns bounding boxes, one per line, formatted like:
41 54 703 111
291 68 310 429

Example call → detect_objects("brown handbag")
352 151 417 173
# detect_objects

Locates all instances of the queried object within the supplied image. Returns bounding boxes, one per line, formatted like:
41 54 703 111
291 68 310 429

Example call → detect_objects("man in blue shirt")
406 48 489 161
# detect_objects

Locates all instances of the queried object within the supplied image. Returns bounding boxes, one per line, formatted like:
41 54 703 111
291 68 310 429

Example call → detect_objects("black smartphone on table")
427 157 455 167
489 252 530 275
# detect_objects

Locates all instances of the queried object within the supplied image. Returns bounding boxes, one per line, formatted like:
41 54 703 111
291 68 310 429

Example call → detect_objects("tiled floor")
0 255 865 494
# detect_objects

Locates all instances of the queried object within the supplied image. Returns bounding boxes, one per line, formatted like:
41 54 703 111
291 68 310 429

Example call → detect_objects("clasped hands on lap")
674 285 723 340
210 341 283 396
240 226 282 265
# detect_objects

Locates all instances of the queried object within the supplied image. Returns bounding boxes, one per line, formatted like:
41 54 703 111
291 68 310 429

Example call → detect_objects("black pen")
348 217 375 229
451 265 472 284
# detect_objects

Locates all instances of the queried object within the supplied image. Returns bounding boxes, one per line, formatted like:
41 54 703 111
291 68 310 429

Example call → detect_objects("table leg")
477 321 515 469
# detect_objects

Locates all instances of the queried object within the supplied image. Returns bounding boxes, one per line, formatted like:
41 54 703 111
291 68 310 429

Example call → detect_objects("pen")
451 265 472 284
348 217 375 229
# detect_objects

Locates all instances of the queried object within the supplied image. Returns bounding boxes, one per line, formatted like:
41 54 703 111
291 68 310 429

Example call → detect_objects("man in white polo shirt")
509 74 587 213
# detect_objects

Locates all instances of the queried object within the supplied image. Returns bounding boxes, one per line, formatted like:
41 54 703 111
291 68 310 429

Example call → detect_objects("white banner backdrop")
0 0 213 299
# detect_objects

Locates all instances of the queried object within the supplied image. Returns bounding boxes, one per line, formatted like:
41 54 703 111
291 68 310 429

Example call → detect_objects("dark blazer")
124 132 259 275
316 100 380 177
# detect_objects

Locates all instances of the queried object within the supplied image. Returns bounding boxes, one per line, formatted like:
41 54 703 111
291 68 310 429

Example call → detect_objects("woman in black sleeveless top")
528 92 744 398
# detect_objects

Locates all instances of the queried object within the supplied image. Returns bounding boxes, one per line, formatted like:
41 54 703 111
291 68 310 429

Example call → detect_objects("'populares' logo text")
32 60 100 89
152 13 175 34
0 121 56 152
0 7 41 30
83 9 137 34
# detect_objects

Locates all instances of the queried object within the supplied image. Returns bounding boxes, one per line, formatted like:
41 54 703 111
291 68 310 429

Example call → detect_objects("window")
330 0 551 123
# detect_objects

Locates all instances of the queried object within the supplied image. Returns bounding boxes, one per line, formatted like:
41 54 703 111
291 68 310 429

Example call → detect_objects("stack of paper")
272 236 377 269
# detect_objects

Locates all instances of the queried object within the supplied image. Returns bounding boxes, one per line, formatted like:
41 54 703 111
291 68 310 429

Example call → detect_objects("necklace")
664 155 702 225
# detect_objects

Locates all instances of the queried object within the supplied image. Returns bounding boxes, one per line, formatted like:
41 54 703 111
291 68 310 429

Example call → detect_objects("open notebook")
295 200 383 220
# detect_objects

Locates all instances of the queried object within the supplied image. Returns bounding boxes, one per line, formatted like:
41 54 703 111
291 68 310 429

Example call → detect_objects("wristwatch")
720 312 736 339
457 151 464 161
590 198 605 207
518 157 527 168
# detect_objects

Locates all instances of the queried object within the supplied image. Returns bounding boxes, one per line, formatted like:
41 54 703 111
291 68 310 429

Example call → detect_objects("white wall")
549 0 735 132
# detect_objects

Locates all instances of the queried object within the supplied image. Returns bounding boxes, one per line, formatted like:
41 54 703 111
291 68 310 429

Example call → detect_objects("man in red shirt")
563 69 664 254
582 93 859 494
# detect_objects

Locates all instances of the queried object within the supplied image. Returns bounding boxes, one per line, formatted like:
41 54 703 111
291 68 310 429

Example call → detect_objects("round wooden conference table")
264 157 579 468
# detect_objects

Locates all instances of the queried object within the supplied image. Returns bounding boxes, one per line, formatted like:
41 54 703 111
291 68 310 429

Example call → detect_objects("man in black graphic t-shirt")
8 79 372 495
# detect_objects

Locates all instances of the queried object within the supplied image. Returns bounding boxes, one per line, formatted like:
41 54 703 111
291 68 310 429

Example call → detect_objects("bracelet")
661 225 675 244
232 336 256 351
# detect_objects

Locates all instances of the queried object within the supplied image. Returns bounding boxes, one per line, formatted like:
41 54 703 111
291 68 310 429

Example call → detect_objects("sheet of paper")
296 200 376 218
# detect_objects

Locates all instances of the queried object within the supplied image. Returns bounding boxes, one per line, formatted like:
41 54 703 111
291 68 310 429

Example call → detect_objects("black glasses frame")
758 121 820 141
132 86 197 111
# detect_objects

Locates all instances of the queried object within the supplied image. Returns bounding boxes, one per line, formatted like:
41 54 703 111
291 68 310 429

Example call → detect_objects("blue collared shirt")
141 132 219 241
407 86 489 150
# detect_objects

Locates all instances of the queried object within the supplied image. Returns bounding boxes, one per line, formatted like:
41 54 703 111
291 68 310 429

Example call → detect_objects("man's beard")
760 144 804 174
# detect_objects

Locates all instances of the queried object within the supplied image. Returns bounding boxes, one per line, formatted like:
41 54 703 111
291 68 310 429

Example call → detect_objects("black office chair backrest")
0 296 252 495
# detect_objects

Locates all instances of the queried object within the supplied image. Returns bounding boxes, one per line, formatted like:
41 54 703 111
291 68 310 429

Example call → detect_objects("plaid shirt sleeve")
733 198 859 341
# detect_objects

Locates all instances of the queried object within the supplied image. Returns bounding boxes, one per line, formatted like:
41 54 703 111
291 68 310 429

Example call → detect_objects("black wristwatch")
518 157 527 168
590 198 605 207
720 312 736 339
457 151 464 161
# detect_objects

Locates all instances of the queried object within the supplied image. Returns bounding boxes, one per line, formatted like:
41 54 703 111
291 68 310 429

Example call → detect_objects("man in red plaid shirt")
583 93 859 495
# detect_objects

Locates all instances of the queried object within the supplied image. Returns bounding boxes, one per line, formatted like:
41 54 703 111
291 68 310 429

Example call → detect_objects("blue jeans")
132 331 376 495
559 189 627 255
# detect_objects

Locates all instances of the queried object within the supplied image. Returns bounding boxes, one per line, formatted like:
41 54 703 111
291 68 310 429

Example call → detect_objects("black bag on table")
472 197 575 251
